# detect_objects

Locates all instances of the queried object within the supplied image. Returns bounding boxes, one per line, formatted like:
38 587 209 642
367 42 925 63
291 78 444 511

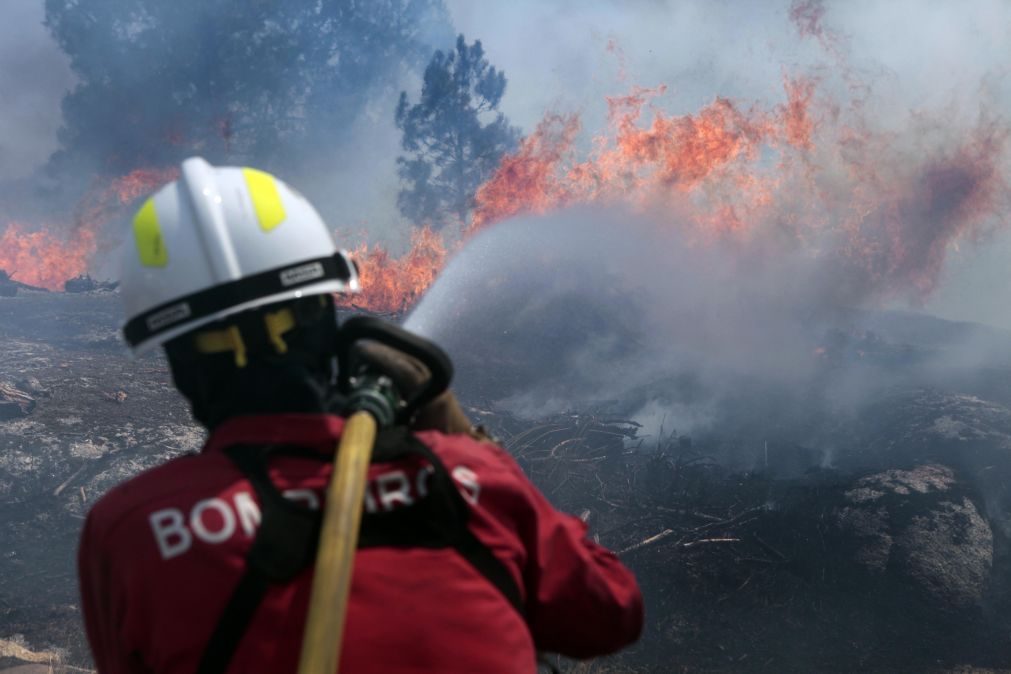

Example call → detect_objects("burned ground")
1 292 1010 672
0 291 201 670
488 412 1010 673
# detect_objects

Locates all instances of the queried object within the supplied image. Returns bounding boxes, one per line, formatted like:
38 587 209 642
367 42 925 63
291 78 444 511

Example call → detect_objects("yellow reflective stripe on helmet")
133 198 168 267
242 167 286 232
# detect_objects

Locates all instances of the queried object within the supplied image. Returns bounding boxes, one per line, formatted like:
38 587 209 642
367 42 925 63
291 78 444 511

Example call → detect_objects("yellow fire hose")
296 410 378 674
296 314 454 674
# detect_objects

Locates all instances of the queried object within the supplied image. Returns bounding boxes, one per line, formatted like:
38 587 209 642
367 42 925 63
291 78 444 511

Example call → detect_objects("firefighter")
78 157 643 673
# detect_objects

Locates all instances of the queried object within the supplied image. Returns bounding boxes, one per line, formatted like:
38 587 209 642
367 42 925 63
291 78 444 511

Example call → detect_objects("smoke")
1 0 1009 325
407 206 1011 459
0 1 464 286
447 1 1011 130
0 2 74 185
406 208 820 416
410 6 1010 437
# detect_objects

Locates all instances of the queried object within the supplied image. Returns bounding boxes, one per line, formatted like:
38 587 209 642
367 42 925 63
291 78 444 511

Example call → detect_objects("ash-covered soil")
0 291 203 671
1 292 1010 673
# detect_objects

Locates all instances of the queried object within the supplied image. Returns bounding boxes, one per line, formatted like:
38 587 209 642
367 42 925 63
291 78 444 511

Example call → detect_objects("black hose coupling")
345 373 400 429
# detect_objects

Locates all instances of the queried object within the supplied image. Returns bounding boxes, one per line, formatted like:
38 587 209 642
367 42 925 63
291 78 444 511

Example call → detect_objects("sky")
2 0 1011 329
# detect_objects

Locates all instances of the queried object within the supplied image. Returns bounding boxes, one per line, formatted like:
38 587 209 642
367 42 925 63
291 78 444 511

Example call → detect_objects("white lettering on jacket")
376 471 413 510
149 509 191 560
452 466 480 505
149 464 480 560
234 491 260 537
190 498 236 543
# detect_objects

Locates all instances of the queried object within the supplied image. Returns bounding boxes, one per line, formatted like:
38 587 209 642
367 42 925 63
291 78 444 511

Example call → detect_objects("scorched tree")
395 35 519 230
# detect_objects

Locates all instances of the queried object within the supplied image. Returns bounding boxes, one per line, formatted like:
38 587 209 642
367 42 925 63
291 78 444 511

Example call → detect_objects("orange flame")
469 114 582 232
468 74 1007 304
333 67 1007 312
78 167 179 235
0 168 176 290
836 122 1006 297
0 223 96 289
337 225 447 314
108 168 179 206
789 0 827 42
472 78 827 235
779 76 817 151
4 55 1005 314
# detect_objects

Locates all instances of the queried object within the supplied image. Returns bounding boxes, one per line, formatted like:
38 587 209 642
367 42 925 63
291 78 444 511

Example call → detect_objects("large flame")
0 168 176 290
469 75 1007 304
333 65 1007 313
0 223 96 289
470 79 819 238
3 12 1006 313
348 6 1006 311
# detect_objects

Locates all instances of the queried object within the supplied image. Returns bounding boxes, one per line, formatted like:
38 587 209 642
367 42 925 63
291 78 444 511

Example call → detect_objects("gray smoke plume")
407 208 1011 455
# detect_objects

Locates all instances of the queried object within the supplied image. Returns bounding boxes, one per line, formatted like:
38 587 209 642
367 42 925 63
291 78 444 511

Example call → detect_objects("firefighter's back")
79 416 539 673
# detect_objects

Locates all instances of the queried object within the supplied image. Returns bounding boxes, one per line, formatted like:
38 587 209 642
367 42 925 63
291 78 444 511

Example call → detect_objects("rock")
897 496 993 611
835 502 892 571
846 464 957 500
836 464 993 610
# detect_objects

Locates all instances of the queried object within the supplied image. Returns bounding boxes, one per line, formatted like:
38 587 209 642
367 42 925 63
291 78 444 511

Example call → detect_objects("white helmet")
121 156 359 353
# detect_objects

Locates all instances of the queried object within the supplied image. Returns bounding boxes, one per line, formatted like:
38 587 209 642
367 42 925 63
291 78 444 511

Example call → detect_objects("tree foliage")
395 35 520 229
44 0 453 185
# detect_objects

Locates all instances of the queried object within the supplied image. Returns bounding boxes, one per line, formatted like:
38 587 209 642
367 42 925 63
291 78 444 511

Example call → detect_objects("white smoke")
407 208 825 423
407 207 1011 448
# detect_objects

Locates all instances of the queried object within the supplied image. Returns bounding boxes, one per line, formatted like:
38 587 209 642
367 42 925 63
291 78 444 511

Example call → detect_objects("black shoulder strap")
198 429 525 674
195 570 270 674
197 445 321 674
366 428 525 615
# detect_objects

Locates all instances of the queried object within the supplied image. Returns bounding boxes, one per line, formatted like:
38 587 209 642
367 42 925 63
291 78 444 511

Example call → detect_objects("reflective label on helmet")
146 302 192 332
133 198 168 267
242 168 286 232
280 261 325 286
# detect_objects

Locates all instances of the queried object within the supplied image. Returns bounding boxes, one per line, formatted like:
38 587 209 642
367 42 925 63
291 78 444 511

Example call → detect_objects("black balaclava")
164 295 344 429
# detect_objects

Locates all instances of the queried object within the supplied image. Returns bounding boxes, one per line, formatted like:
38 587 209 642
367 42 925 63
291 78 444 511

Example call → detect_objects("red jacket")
79 414 643 673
